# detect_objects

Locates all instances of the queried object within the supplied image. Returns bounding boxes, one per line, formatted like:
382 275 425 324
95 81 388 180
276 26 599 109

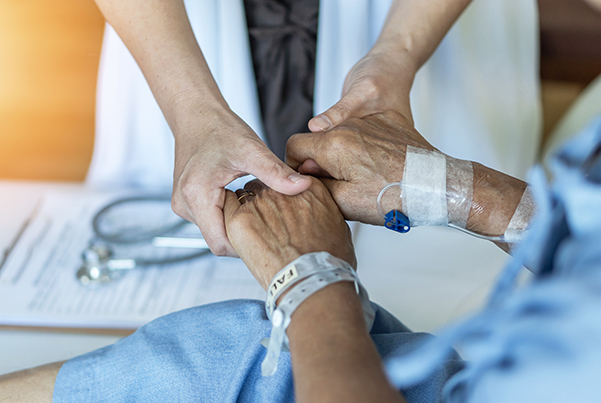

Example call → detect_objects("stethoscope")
77 196 212 287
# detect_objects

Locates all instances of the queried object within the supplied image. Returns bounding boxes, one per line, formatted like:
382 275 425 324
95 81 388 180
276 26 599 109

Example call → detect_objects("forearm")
94 0 229 137
469 163 529 236
0 361 64 402
375 0 472 70
467 163 532 253
288 282 405 403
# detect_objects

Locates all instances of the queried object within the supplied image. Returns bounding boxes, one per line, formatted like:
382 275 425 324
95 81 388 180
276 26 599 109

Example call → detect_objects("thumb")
248 150 312 196
308 91 365 132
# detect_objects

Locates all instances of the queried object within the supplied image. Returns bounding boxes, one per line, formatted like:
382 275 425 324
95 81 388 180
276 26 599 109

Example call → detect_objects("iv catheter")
377 182 509 242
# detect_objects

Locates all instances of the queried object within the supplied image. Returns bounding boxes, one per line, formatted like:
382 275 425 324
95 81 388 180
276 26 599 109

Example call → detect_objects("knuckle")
210 243 230 257
329 102 353 121
170 195 194 223
228 212 253 235
313 184 332 202
230 211 249 228
170 197 184 217
336 185 354 202
178 177 199 202
358 77 381 100
305 175 323 191
285 134 301 155
300 177 329 202
326 129 355 152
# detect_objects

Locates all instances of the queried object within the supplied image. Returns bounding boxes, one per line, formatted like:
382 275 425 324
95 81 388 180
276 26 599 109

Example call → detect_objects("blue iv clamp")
377 182 411 234
384 210 411 233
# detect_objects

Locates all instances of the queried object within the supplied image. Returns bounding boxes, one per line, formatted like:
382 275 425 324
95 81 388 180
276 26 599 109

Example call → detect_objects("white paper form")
0 190 265 330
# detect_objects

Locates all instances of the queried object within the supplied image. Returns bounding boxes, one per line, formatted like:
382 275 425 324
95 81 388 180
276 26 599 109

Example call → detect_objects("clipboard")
0 189 265 334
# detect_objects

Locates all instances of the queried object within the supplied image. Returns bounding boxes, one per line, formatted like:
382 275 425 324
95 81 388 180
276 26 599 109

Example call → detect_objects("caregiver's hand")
172 109 312 257
95 0 313 258
308 46 415 132
222 177 355 289
289 111 436 225
308 0 474 133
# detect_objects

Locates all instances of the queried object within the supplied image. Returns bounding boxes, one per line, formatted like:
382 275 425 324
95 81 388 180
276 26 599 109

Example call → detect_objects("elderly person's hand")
287 111 529 240
288 112 435 225
223 177 355 290
223 177 405 403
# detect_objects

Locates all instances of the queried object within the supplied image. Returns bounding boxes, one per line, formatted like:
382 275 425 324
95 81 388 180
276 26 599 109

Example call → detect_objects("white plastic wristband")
265 252 345 320
261 252 375 377
262 269 354 376
265 252 375 328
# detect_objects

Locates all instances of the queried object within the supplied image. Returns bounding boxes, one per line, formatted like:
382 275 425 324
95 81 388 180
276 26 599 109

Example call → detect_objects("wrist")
261 252 374 376
262 248 303 292
170 93 232 142
268 252 354 308
287 282 366 344
368 40 418 80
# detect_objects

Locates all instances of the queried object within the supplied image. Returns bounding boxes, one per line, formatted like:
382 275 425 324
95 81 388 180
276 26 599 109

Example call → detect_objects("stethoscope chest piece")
77 244 124 287
76 196 212 287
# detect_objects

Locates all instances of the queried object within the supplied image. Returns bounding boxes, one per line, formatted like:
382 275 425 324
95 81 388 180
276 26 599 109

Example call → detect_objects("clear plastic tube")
376 180 519 243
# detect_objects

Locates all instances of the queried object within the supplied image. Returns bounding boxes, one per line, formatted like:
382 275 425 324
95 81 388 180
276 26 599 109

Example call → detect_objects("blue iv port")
384 210 411 233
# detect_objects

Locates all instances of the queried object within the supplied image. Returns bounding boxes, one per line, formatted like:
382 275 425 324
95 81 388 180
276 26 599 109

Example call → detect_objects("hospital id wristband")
261 252 375 377
261 268 354 376
265 252 349 321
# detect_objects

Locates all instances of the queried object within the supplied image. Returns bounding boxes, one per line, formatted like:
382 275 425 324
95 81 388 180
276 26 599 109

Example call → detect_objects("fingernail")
288 173 309 184
312 115 332 131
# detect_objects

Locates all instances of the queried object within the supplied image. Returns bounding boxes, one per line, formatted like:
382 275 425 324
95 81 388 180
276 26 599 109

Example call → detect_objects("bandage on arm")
378 146 534 245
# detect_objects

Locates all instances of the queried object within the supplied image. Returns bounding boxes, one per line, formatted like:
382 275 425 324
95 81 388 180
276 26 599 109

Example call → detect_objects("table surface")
0 180 518 375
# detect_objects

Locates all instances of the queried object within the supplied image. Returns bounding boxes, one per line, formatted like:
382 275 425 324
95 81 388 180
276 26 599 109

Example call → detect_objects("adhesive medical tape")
445 157 474 229
504 187 534 243
402 146 448 226
380 149 475 230
387 147 533 244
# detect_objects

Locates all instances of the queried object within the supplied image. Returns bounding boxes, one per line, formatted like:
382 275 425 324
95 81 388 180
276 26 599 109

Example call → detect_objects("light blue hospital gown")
54 117 601 402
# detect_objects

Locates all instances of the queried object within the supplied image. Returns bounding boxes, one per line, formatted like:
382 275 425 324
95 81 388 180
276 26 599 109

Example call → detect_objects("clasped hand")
223 177 356 290
226 110 528 279
171 46 416 258
224 111 435 282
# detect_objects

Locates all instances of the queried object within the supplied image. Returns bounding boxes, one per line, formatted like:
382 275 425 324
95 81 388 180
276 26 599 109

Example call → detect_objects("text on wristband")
269 265 299 298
